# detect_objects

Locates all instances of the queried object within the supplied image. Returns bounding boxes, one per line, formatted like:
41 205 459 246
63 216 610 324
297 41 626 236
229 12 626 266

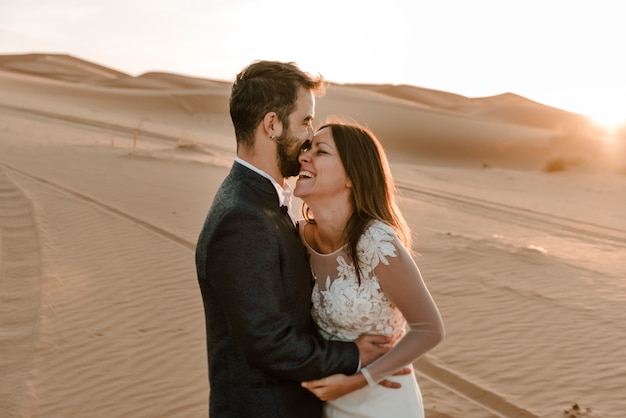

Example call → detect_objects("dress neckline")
300 222 348 257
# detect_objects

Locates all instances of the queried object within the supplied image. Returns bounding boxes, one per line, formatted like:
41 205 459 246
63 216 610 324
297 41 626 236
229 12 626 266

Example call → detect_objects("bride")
294 122 445 418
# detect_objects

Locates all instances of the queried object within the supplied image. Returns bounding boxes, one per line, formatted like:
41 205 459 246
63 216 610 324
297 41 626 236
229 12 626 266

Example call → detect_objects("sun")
576 94 626 132
589 111 626 132
585 113 626 157
564 97 626 144
549 88 626 135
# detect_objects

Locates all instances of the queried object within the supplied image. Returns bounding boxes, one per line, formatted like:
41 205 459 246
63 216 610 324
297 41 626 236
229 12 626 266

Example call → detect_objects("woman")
294 122 445 417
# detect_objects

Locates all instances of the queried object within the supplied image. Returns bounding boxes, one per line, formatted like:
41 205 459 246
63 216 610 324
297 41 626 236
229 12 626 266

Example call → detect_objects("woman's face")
294 127 351 201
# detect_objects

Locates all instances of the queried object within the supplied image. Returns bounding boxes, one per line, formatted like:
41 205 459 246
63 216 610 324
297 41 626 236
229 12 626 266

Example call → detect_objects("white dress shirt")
235 158 295 224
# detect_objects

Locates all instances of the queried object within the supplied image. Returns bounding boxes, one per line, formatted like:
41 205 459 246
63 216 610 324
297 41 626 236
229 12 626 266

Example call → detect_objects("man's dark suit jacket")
196 162 360 418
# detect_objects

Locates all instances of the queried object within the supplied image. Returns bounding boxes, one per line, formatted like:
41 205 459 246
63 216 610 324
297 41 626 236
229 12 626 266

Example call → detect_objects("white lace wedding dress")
300 220 439 418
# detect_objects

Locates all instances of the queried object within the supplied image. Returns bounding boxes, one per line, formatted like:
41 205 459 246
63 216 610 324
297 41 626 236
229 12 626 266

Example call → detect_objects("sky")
1 0 625 126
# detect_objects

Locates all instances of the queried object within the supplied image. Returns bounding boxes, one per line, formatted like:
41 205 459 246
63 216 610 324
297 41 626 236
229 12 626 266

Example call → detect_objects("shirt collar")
235 157 292 208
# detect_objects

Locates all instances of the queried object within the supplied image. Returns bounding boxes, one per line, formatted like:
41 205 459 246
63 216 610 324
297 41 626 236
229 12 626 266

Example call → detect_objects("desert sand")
1 53 625 418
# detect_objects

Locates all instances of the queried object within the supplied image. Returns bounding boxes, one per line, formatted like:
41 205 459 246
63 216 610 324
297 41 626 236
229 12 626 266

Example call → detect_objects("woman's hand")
301 373 367 401
302 367 412 401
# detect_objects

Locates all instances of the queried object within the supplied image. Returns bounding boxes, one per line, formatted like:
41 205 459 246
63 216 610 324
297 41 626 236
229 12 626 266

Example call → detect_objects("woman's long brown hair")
303 122 411 283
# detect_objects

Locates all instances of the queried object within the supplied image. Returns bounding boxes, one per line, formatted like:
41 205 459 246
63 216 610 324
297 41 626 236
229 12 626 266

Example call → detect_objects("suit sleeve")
204 207 359 381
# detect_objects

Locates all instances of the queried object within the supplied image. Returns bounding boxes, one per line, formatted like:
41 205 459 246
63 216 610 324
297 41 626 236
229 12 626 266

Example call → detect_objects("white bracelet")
360 367 377 387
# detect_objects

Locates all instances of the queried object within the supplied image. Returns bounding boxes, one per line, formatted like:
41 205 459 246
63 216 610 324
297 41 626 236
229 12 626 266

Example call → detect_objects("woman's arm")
302 232 444 399
301 369 410 401
361 237 445 385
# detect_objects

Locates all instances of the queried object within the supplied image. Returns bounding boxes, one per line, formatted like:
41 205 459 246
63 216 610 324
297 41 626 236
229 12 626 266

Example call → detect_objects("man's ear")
263 112 283 139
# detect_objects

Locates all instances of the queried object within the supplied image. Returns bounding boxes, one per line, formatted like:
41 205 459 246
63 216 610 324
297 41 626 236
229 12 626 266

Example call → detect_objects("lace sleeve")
360 237 445 386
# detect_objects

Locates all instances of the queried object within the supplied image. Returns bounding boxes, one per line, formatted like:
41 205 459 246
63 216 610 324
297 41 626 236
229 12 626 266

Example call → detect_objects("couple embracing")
195 60 444 418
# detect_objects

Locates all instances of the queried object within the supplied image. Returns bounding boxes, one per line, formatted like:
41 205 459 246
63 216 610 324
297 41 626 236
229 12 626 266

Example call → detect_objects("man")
195 61 390 417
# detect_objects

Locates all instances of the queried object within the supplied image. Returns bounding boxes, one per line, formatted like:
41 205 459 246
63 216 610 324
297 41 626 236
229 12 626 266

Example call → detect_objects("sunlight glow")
1 0 625 140
589 110 626 132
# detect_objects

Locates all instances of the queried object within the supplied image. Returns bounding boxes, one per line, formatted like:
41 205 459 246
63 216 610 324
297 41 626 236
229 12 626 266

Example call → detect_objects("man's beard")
275 130 303 178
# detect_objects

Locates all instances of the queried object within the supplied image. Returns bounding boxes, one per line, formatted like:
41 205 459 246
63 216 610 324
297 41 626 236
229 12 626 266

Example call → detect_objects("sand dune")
1 53 625 417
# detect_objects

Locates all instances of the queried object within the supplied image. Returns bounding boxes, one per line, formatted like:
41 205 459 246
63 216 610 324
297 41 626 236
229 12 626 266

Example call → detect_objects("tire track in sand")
0 162 208 417
0 168 42 418
416 355 539 417
397 180 626 246
0 162 194 252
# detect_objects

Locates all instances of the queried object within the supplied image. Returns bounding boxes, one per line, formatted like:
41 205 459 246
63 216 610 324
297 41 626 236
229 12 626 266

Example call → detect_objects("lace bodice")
307 221 407 343
300 220 443 386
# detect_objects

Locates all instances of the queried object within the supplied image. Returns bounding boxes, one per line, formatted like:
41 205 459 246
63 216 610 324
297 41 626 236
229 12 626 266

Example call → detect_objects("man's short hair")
229 60 325 148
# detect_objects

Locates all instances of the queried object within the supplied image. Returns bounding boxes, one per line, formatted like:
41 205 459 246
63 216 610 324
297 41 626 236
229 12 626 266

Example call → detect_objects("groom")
195 60 390 418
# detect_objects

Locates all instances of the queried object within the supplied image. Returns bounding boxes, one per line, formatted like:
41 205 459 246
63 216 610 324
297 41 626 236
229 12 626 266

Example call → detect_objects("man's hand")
353 334 391 366
377 366 413 388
